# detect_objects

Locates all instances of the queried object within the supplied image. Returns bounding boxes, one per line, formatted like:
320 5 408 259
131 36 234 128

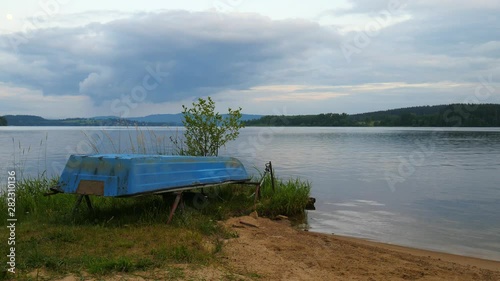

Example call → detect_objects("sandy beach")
50 215 500 281
219 215 500 281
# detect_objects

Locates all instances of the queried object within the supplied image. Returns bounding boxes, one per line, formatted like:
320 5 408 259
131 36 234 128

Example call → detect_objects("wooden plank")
76 180 104 195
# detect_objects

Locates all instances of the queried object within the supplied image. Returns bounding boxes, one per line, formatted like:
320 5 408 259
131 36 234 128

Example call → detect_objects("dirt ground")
48 215 500 281
220 216 500 281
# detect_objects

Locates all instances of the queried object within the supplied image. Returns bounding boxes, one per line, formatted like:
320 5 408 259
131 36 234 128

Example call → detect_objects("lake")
1 126 500 260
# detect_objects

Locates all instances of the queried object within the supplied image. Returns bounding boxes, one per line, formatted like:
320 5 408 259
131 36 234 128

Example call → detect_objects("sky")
0 0 499 118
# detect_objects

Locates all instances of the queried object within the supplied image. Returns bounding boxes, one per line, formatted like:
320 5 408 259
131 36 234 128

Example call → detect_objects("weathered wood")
276 215 288 220
239 219 259 228
72 195 84 215
254 184 261 202
268 161 275 192
167 192 183 224
305 197 316 210
72 195 94 215
84 195 94 212
249 211 259 219
76 180 104 196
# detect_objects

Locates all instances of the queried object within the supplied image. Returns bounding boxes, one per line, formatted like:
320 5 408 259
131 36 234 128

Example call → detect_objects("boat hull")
56 154 250 197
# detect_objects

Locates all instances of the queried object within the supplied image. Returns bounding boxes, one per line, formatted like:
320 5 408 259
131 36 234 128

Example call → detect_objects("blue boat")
55 154 251 197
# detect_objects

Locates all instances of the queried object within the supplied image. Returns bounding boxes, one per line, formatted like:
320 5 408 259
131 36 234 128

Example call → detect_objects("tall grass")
0 172 310 279
257 177 311 217
0 178 234 279
6 134 49 185
11 138 31 180
83 126 183 155
1 127 312 279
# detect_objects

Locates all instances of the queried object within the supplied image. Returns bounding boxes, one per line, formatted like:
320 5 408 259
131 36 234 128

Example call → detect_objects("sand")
49 215 500 280
220 215 500 280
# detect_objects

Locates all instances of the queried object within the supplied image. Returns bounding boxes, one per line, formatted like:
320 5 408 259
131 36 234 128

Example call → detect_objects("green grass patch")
0 174 310 279
257 177 311 217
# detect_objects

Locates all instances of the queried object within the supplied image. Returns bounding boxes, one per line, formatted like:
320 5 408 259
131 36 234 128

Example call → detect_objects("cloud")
0 6 499 117
334 0 499 14
209 80 498 115
0 83 96 118
237 82 475 103
0 11 340 107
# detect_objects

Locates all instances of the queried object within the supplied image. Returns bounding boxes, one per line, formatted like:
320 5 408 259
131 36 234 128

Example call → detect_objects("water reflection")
1 126 500 260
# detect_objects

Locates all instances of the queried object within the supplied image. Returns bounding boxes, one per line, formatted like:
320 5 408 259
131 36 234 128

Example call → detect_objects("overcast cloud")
0 1 498 118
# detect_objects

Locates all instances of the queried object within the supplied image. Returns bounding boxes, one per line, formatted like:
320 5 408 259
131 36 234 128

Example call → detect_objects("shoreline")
44 215 500 280
221 216 500 280
327 234 500 271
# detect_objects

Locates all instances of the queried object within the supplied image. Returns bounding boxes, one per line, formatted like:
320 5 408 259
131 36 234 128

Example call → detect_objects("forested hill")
1 115 165 126
245 104 500 127
1 113 262 126
3 104 500 127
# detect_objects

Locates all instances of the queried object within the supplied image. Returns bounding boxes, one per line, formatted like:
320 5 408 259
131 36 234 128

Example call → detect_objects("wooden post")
84 195 94 213
268 161 275 192
167 192 183 224
73 194 94 215
254 184 261 202
72 195 84 215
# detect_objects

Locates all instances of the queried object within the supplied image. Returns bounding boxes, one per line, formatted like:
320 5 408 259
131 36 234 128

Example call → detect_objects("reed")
83 126 183 155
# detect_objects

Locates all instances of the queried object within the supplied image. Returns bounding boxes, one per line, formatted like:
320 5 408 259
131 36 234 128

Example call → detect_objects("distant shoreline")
2 125 500 128
3 103 500 127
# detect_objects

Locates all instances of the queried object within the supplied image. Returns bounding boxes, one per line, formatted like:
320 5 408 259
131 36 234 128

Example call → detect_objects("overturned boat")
51 154 272 222
54 154 251 197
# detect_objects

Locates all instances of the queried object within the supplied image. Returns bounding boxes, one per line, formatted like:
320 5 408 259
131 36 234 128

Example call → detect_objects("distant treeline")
245 104 500 127
1 113 260 126
4 104 500 127
1 115 176 126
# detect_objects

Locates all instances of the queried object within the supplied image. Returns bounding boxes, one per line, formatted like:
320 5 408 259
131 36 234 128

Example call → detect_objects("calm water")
1 126 500 260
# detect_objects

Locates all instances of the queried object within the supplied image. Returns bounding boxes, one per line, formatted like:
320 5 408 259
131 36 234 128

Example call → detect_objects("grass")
258 177 311 217
3 127 311 279
0 174 310 280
